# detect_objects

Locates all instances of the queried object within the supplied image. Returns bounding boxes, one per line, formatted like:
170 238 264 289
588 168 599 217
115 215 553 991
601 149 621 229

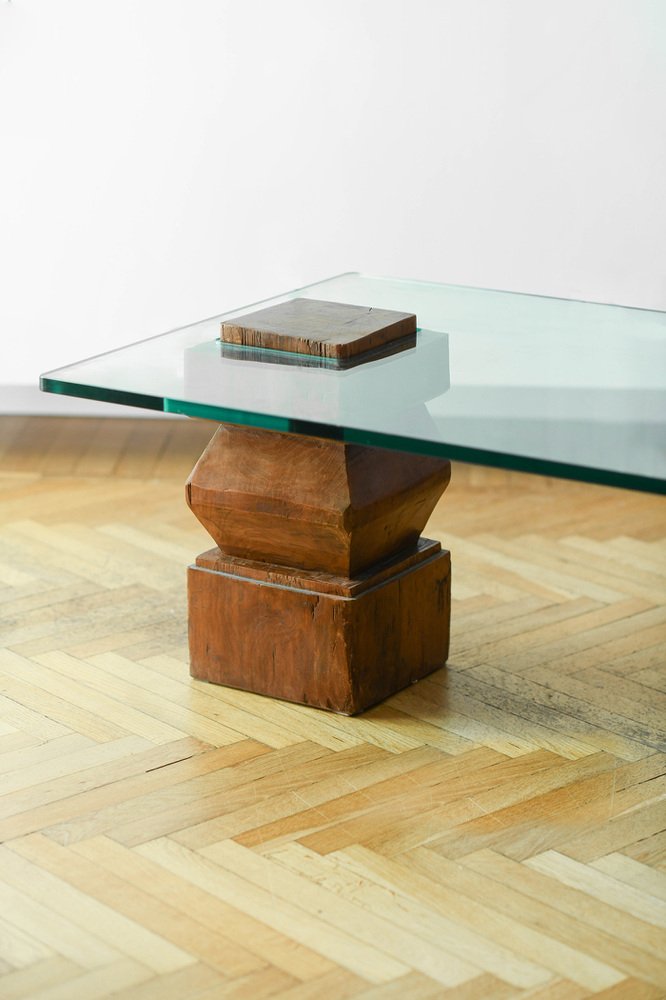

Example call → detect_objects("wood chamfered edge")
194 538 445 598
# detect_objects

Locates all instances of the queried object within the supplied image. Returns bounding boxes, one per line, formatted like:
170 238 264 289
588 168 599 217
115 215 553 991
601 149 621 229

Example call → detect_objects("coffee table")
40 273 666 713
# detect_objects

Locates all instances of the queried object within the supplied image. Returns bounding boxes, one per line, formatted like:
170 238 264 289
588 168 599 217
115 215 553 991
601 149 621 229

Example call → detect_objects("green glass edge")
217 341 344 367
340 428 666 495
217 330 419 369
40 376 666 495
40 377 164 413
171 405 666 494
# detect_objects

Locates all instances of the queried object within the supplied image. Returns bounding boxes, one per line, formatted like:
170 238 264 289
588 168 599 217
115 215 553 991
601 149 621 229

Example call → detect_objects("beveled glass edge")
40 375 666 495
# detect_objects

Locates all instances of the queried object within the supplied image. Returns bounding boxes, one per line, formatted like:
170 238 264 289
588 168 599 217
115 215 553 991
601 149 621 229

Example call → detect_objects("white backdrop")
1 0 665 412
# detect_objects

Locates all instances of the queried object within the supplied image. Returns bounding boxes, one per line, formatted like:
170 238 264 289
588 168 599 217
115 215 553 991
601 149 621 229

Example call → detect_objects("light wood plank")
137 837 409 984
2 417 666 998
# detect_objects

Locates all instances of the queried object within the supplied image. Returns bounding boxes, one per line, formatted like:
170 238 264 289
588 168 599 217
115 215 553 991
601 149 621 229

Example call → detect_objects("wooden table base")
186 424 451 714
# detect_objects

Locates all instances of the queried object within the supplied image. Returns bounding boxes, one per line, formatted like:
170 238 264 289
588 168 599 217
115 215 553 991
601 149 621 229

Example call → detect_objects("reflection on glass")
40 273 666 492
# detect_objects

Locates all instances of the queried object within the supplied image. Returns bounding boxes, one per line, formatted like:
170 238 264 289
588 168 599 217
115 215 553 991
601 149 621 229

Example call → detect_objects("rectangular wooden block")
220 298 417 361
188 541 451 715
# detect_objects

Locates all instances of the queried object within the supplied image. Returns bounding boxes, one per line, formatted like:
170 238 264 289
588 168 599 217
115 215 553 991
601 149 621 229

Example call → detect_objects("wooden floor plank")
0 957 84 1000
462 849 666 989
525 850 666 931
25 959 154 1000
137 837 410 984
1 416 665 998
590 852 666 903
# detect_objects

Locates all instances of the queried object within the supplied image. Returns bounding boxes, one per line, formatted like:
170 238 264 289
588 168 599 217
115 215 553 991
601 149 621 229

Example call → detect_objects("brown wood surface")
220 297 417 360
187 423 452 713
189 543 451 714
2 416 666 1000
186 423 451 577
194 536 442 597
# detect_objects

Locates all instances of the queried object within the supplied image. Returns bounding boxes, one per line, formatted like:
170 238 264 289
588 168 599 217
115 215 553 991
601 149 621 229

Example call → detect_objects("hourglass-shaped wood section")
186 425 451 714
185 297 451 714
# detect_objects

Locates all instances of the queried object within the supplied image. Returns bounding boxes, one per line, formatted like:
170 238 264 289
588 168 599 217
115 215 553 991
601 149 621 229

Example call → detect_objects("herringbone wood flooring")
0 416 664 999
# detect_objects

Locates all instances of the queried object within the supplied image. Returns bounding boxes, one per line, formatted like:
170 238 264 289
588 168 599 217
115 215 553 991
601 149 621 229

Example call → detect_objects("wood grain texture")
220 298 416 360
186 423 451 712
186 423 450 576
1 416 665 999
188 543 451 714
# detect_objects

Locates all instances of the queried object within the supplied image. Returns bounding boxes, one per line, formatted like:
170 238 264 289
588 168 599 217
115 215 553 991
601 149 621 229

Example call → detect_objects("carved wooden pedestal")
186 424 451 714
185 296 451 713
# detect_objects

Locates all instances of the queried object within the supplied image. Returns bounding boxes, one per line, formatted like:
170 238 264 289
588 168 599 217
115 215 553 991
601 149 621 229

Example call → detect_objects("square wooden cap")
220 298 417 361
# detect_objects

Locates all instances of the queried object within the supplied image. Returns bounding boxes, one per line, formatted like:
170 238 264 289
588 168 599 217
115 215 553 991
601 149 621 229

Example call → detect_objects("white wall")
1 0 665 412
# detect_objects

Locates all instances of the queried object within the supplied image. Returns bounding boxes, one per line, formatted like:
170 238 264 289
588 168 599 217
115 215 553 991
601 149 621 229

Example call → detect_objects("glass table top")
41 272 666 494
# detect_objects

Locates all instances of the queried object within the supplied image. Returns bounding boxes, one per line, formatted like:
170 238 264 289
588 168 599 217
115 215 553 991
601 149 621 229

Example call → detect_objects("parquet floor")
0 416 665 1000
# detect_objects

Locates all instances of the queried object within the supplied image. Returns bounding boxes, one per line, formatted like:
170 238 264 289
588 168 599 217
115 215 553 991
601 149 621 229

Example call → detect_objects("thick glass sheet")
41 273 666 492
